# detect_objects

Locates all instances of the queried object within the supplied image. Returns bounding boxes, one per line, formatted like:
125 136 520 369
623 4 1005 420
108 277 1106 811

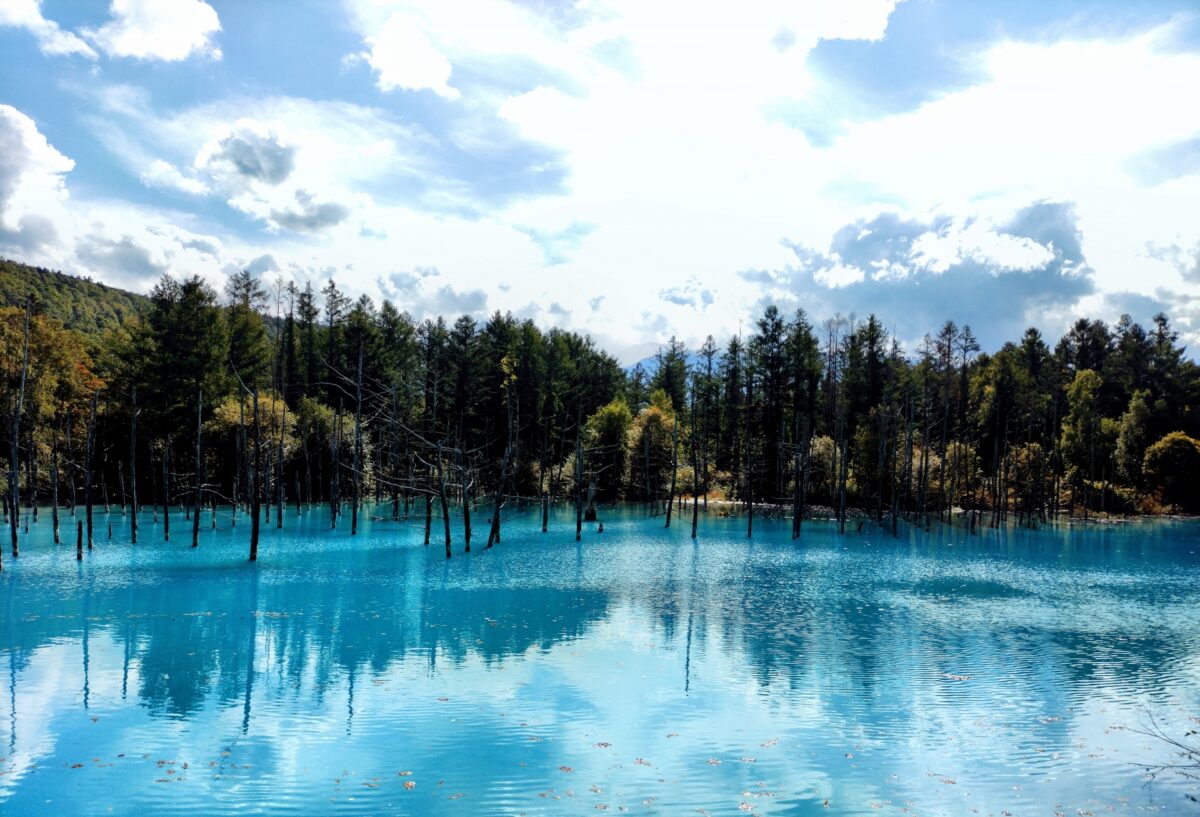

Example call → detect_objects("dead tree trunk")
330 404 340 529
436 443 451 558
192 386 203 548
277 396 286 529
51 427 60 544
487 444 511 549
249 389 261 562
162 438 170 541
7 300 30 563
690 390 699 539
351 344 363 536
574 430 583 542
84 391 99 549
665 416 678 528
129 386 138 543
744 374 753 539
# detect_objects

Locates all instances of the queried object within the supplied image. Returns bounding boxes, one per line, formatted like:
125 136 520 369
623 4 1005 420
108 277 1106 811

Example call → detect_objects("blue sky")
1 0 1199 360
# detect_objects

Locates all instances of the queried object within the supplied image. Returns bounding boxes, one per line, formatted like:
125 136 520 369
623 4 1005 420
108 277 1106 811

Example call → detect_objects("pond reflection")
1 506 1198 815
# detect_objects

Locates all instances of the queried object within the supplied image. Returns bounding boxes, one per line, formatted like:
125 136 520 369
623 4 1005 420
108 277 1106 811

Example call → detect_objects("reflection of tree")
2 550 610 725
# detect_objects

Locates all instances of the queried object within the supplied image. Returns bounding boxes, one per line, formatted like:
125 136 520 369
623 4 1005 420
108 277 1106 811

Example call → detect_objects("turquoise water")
1 505 1199 816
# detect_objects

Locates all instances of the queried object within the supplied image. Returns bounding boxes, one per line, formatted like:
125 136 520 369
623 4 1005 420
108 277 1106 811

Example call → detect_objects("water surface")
2 505 1199 815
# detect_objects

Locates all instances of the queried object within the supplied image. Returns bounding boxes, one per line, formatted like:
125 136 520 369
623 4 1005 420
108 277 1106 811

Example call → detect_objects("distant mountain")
0 257 151 336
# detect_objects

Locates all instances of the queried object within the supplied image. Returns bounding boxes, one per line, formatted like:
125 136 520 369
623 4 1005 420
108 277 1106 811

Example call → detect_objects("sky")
1 0 1199 363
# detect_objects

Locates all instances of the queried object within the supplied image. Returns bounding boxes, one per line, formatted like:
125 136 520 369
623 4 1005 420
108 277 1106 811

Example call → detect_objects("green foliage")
585 396 633 500
0 258 150 341
1143 432 1200 510
1060 369 1102 482
1115 390 1151 482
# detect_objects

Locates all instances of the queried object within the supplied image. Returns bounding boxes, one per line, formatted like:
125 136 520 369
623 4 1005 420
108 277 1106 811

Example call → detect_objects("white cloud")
0 0 96 58
84 0 221 62
8 3 1200 356
360 13 460 98
0 105 75 243
910 219 1055 275
140 159 209 196
812 262 866 288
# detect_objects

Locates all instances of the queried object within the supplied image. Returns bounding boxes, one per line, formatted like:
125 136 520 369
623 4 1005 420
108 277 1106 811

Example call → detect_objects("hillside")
0 257 151 336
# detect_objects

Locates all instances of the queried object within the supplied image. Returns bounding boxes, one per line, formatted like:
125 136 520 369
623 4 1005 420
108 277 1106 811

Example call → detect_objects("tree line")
2 267 1199 568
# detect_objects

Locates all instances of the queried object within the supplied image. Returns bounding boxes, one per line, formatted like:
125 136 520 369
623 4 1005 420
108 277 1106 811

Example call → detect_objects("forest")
2 259 1199 567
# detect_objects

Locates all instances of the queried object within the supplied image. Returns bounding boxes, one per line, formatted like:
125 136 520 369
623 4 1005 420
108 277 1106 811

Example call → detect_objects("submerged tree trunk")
330 404 341 529
437 444 451 558
690 391 699 539
129 386 137 542
7 301 30 564
192 387 204 547
744 375 753 539
84 391 99 550
277 394 286 529
665 416 678 528
249 389 261 562
487 444 511 549
575 430 583 542
162 438 170 542
51 428 60 544
351 345 363 536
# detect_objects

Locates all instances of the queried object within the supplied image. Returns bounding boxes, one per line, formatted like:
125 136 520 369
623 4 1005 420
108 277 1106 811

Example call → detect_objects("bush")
1143 432 1200 511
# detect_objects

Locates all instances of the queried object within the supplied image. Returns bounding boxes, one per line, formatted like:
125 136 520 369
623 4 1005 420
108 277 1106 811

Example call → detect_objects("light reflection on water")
1 505 1199 815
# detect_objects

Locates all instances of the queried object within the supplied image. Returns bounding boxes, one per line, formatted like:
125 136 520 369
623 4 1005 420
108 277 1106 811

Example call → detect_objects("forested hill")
0 258 150 336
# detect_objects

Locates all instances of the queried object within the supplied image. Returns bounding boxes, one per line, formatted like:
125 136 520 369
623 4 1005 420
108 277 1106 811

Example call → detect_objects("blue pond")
1 505 1199 815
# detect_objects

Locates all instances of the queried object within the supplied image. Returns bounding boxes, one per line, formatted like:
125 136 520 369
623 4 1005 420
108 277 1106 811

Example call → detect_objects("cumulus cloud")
268 190 350 233
140 159 208 195
358 13 459 99
425 284 487 316
384 266 439 294
0 0 96 58
74 233 167 288
246 254 279 275
1146 241 1200 283
197 122 296 187
180 237 218 257
743 201 1094 350
84 0 221 62
0 105 74 256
